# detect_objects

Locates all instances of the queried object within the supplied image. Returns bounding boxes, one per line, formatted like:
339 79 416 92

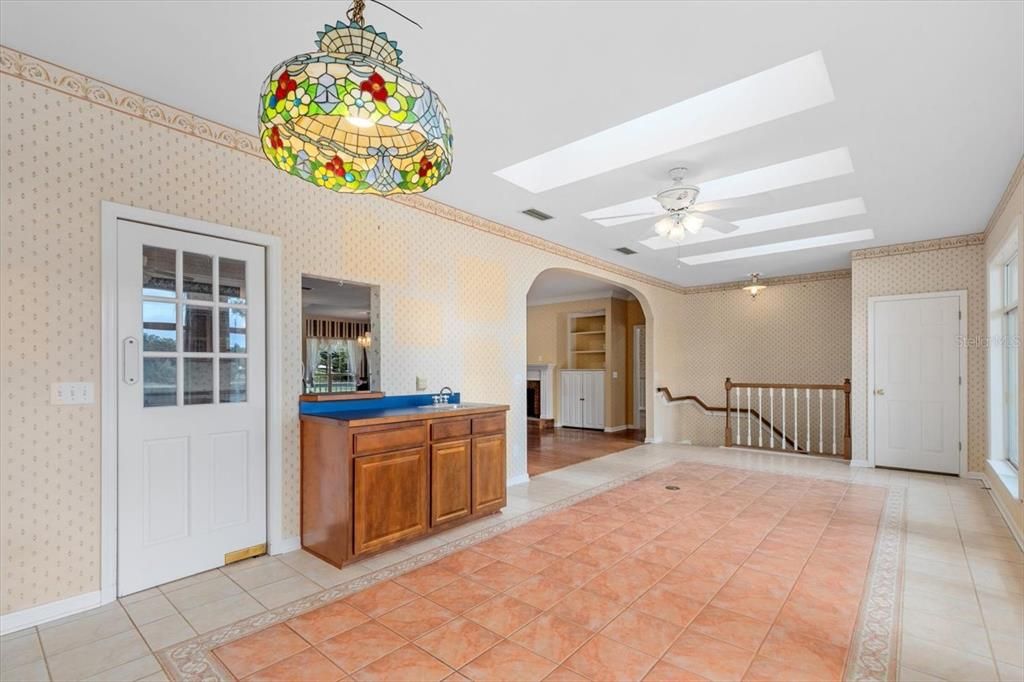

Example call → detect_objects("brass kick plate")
225 543 267 564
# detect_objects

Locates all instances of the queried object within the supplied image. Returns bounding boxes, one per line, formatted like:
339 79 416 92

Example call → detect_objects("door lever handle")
874 388 885 396
123 337 139 385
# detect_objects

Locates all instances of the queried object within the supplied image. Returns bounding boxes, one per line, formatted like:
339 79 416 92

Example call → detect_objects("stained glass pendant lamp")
259 0 453 195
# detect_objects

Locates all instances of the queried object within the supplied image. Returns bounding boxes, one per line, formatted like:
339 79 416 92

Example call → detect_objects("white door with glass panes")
117 220 266 595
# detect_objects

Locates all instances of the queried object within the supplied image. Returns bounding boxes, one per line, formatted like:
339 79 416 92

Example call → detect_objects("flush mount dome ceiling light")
259 0 453 195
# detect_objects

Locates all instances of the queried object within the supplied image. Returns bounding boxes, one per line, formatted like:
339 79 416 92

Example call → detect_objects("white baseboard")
849 460 874 468
1 590 103 636
270 536 301 555
980 470 1024 551
644 437 664 444
507 474 530 486
604 425 629 433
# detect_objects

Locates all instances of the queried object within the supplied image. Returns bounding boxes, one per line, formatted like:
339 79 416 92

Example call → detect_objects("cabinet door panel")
560 373 581 427
431 439 471 526
353 447 428 555
583 372 605 429
472 434 506 515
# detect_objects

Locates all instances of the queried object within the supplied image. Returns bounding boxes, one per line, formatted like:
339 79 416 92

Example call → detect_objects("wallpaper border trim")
0 45 689 294
850 233 985 260
674 267 850 295
983 156 1024 240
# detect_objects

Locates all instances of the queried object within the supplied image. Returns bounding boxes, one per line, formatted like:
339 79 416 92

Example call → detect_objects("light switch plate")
51 382 95 405
416 376 427 391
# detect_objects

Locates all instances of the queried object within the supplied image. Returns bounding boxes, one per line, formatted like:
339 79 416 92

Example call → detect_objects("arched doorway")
525 269 652 476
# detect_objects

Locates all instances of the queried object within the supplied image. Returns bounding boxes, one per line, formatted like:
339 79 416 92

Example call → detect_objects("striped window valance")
304 317 371 340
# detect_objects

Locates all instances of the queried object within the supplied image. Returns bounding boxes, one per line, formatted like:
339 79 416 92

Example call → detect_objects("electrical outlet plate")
51 382 95 405
416 376 427 391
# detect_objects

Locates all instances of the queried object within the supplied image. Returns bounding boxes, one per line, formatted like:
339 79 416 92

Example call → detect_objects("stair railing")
724 378 851 459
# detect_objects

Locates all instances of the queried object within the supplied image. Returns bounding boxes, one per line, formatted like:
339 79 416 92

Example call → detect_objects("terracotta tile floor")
210 463 886 681
4 444 1021 681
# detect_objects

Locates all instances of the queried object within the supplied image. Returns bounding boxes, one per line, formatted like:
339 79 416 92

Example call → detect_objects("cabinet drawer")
471 413 505 435
431 418 471 442
352 424 426 455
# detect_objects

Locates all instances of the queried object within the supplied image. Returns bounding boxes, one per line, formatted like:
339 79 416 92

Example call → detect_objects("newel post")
842 378 852 460
724 378 733 447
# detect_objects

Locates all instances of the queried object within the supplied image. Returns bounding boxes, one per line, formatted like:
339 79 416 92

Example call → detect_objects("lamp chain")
347 0 366 24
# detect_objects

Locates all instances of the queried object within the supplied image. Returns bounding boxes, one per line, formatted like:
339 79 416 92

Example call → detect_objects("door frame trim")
632 324 645 428
866 289 968 474
100 202 284 603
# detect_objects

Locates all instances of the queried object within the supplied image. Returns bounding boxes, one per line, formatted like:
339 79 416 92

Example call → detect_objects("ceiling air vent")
521 208 553 221
614 247 637 255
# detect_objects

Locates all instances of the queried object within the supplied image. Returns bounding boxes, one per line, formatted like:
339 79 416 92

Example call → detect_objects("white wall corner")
507 473 531 487
269 536 301 555
0 590 103 636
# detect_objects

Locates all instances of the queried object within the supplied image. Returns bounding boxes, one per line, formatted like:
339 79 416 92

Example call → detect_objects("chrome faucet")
437 386 453 404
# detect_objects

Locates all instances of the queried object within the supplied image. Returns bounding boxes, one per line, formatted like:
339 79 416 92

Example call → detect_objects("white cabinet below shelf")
560 370 604 430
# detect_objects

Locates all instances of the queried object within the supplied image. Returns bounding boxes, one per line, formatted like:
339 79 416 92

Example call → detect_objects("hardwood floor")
527 426 645 476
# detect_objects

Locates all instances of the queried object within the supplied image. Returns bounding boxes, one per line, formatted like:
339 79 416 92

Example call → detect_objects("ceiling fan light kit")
258 0 453 195
596 167 739 245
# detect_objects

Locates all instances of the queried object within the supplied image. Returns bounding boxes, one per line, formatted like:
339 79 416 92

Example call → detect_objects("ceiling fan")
596 168 740 243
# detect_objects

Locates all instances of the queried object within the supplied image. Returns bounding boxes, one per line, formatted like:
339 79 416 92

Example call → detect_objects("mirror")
301 276 380 395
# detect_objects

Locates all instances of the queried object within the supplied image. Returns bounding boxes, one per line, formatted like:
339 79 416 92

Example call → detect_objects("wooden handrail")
656 387 804 452
726 381 849 391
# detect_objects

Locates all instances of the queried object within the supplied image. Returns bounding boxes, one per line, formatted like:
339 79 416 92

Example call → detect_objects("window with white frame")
1004 252 1019 469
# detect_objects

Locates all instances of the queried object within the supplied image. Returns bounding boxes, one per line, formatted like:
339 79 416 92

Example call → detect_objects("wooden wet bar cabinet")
300 404 509 568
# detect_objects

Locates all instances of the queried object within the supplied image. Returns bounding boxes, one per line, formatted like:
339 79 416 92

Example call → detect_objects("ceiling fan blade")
592 211 661 221
690 211 740 234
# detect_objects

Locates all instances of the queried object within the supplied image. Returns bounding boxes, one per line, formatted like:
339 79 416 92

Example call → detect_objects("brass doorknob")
874 388 885 396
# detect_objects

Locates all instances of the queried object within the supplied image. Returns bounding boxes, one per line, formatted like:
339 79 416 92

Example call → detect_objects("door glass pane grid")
142 247 249 407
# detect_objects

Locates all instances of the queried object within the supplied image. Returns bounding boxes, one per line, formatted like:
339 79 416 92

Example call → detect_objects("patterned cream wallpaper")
850 238 987 470
670 275 853 446
0 52 681 614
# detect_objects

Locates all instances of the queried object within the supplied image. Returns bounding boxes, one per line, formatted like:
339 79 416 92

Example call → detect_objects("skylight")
639 198 867 250
586 147 855 227
495 52 836 193
678 229 875 265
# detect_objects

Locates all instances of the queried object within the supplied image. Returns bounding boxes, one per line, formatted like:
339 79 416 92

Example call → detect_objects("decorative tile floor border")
847 486 905 681
157 451 906 681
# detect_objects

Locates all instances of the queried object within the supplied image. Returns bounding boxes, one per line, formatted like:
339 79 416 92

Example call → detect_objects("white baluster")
758 387 763 447
792 387 798 451
746 387 751 445
770 389 775 449
818 388 823 453
733 387 738 441
831 389 837 455
805 388 811 452
781 389 786 450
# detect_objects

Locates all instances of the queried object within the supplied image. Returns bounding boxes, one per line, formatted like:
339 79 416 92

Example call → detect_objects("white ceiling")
527 270 636 306
2 1 1021 286
301 275 371 319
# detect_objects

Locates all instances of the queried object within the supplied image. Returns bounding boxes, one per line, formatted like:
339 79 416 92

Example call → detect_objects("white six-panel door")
116 220 267 595
872 294 961 474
